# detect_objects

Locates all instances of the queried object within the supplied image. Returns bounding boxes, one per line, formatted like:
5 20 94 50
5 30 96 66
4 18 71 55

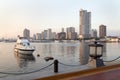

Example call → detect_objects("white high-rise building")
80 9 91 38
23 28 30 40
42 30 47 39
47 29 52 40
41 29 53 40
36 33 41 40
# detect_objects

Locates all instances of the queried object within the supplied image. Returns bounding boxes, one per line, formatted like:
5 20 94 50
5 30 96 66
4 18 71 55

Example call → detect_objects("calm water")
0 41 120 78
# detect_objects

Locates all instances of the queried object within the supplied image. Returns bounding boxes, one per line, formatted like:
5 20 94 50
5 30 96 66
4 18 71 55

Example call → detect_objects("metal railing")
0 56 120 78
103 56 120 62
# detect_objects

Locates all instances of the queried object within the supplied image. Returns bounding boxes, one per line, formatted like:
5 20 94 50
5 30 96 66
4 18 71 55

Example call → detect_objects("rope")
103 56 120 62
0 62 54 75
59 61 82 67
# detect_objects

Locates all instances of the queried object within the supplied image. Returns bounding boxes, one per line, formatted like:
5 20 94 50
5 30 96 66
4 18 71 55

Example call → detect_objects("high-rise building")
41 31 44 40
32 34 36 40
58 32 66 40
91 29 97 38
68 32 77 40
23 28 30 40
52 32 57 40
67 27 75 33
58 28 66 40
99 24 106 38
62 28 64 32
80 9 91 38
47 29 52 40
66 27 77 40
36 33 41 40
66 27 75 39
41 29 53 40
42 30 47 39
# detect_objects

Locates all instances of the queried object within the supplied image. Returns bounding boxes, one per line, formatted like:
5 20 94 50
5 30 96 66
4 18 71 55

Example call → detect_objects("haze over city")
0 0 120 38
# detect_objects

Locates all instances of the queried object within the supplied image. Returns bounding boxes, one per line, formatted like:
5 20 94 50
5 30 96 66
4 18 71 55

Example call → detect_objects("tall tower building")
23 28 30 40
99 24 106 38
80 9 91 38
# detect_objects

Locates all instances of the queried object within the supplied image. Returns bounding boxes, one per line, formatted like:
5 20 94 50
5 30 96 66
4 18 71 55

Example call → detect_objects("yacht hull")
14 48 34 54
14 37 35 54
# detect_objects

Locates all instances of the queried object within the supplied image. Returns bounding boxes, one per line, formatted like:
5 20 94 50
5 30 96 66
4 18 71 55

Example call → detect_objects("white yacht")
14 37 35 54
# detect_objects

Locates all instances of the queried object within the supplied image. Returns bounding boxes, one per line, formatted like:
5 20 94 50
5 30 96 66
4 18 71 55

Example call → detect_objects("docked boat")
14 37 35 54
44 57 54 61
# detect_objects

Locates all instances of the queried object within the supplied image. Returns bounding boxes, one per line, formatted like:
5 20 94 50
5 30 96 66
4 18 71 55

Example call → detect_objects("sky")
0 0 120 38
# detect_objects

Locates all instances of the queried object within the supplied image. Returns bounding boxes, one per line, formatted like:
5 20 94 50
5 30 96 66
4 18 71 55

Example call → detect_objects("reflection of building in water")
102 43 106 57
66 46 76 55
14 52 35 68
42 43 52 57
60 44 65 56
79 41 89 65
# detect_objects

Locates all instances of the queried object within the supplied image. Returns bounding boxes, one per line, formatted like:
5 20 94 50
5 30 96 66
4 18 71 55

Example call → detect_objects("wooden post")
54 59 58 73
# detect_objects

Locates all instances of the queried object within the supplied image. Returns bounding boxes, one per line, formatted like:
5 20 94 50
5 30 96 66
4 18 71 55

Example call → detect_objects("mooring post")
54 59 58 73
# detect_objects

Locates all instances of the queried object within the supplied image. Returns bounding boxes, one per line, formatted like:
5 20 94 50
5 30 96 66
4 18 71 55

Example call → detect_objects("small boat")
44 57 54 61
14 37 35 54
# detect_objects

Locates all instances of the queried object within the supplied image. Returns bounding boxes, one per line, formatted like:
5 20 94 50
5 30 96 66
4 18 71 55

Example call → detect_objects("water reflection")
60 44 65 56
66 46 76 55
14 52 35 68
42 43 52 57
102 42 107 57
79 41 89 65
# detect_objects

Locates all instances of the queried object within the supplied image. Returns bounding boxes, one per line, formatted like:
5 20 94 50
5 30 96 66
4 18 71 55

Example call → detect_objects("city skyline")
0 0 120 38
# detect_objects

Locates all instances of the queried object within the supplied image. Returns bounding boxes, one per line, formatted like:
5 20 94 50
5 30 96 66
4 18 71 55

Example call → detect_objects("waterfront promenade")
37 63 120 80
0 63 90 80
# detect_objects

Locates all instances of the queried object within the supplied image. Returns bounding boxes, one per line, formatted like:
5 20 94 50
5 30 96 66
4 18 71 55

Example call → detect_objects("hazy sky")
0 0 120 38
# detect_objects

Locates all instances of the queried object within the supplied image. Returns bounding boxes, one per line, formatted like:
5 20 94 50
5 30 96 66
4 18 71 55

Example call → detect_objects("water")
0 41 120 79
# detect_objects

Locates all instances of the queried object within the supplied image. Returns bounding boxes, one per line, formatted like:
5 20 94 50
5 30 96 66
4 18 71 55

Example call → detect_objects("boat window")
20 43 25 46
22 43 25 46
27 43 30 45
20 43 23 45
